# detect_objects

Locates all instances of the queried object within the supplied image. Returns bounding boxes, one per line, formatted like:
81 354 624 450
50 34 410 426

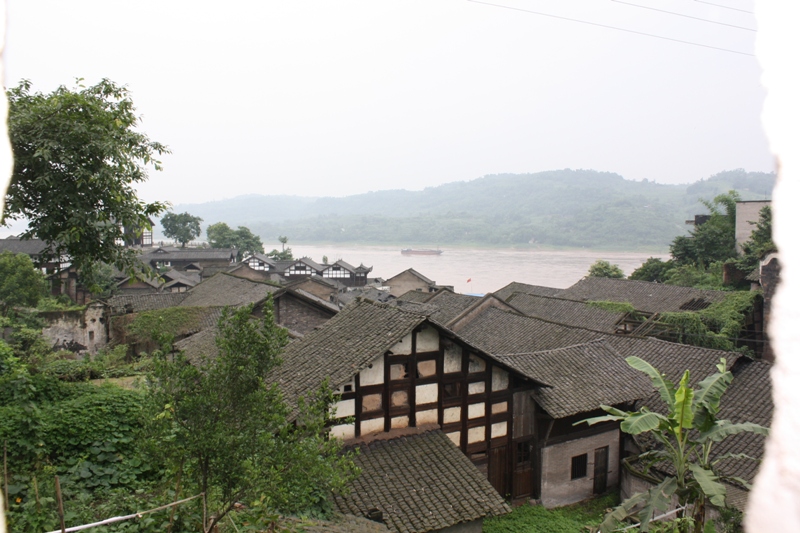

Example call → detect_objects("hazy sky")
4 0 773 205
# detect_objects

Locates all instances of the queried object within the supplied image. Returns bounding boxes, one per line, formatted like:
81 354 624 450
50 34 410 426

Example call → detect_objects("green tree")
161 211 203 247
587 259 625 279
3 79 168 276
735 205 775 273
672 192 739 269
581 357 768 533
206 222 264 259
147 301 357 532
267 235 293 261
0 252 47 315
629 257 675 283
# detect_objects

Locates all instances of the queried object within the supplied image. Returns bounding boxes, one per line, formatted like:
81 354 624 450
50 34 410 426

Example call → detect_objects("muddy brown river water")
290 244 669 295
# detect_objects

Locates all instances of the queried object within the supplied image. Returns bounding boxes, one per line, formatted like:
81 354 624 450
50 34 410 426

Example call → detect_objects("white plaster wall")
417 409 438 424
491 421 507 438
330 423 355 440
747 5 800 532
468 353 486 373
492 367 509 390
391 415 409 429
416 383 438 404
444 406 462 424
444 345 462 373
468 402 485 419
468 425 486 444
359 355 384 385
446 431 461 446
389 332 413 355
492 401 508 414
334 398 355 418
468 381 485 394
416 326 438 352
361 418 384 436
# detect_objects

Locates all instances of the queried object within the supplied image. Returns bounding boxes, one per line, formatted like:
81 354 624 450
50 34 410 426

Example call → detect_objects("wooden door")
593 446 609 494
489 445 508 497
512 439 534 499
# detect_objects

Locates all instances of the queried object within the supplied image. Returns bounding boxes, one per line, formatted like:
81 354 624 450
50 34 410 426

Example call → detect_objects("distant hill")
171 169 774 250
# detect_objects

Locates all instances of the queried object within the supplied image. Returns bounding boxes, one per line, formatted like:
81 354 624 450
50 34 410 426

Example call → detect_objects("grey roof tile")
493 281 562 301
506 292 627 332
333 429 510 533
558 277 730 314
496 340 652 418
178 272 280 308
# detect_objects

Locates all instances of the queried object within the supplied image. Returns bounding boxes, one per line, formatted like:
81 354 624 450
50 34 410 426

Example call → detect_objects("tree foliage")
206 222 264 259
580 358 768 533
160 211 203 247
587 259 625 279
670 192 739 269
146 301 357 532
629 257 675 283
4 79 169 275
0 251 47 315
266 235 294 261
735 205 775 273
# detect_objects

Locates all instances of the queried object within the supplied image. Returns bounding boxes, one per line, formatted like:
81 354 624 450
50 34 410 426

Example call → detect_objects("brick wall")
277 294 334 335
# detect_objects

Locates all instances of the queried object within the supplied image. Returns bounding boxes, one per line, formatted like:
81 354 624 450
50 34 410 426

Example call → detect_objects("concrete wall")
40 303 108 357
387 271 431 298
735 201 770 254
540 429 620 508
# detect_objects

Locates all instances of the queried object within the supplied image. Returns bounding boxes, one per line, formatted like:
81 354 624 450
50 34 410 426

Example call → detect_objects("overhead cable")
611 0 756 31
466 0 753 56
695 0 754 15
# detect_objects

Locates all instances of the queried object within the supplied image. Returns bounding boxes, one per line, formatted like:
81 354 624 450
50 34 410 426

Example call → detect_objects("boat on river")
400 248 443 255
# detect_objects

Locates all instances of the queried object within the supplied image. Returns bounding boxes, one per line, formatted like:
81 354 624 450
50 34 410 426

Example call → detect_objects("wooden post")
54 475 66 533
167 463 183 533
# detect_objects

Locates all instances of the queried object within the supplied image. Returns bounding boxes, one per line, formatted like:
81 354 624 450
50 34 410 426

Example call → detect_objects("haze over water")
291 244 668 295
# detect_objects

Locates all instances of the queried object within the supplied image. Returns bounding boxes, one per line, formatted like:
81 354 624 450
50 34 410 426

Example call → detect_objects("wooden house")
270 299 653 505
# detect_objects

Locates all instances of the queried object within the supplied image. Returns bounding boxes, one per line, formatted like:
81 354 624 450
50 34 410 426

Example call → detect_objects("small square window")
571 453 588 480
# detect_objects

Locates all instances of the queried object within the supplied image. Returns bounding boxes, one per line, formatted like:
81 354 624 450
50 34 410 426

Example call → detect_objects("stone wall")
40 303 108 357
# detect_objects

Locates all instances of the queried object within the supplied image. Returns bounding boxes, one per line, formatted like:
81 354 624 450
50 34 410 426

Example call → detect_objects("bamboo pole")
54 476 66 533
43 493 204 533
166 463 183 533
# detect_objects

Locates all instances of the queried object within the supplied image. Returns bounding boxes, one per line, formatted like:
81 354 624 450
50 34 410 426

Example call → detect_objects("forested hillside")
173 169 774 249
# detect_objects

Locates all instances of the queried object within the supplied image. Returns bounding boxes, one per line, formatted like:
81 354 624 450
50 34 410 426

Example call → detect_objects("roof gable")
506 292 627 332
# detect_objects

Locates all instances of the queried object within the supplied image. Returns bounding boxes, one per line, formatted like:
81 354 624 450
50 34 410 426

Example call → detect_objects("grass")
484 493 619 533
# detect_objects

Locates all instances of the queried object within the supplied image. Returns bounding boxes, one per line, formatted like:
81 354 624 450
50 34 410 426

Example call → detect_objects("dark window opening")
516 441 531 465
571 453 588 480
343 384 353 392
443 382 462 399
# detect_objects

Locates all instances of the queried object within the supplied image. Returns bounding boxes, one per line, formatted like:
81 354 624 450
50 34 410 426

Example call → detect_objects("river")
289 244 668 295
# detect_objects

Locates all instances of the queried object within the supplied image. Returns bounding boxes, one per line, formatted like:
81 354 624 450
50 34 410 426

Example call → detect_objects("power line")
466 0 753 56
611 0 756 31
695 0 754 15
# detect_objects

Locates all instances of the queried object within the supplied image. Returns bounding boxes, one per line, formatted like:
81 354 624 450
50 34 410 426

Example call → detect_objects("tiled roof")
333 429 510 533
708 359 772 487
395 291 433 303
558 277 730 313
106 292 188 314
142 247 236 262
178 272 280 308
423 290 481 325
496 340 652 418
272 299 426 414
285 514 390 533
456 307 603 355
386 268 435 286
338 287 394 305
505 292 626 332
606 336 745 387
0 237 50 256
174 326 219 364
493 281 562 301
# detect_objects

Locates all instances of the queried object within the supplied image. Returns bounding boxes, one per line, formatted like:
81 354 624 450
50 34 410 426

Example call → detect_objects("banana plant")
579 357 768 533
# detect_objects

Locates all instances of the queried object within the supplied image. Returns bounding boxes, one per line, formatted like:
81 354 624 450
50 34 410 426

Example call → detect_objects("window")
571 453 588 480
443 382 461 399
516 441 531 465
